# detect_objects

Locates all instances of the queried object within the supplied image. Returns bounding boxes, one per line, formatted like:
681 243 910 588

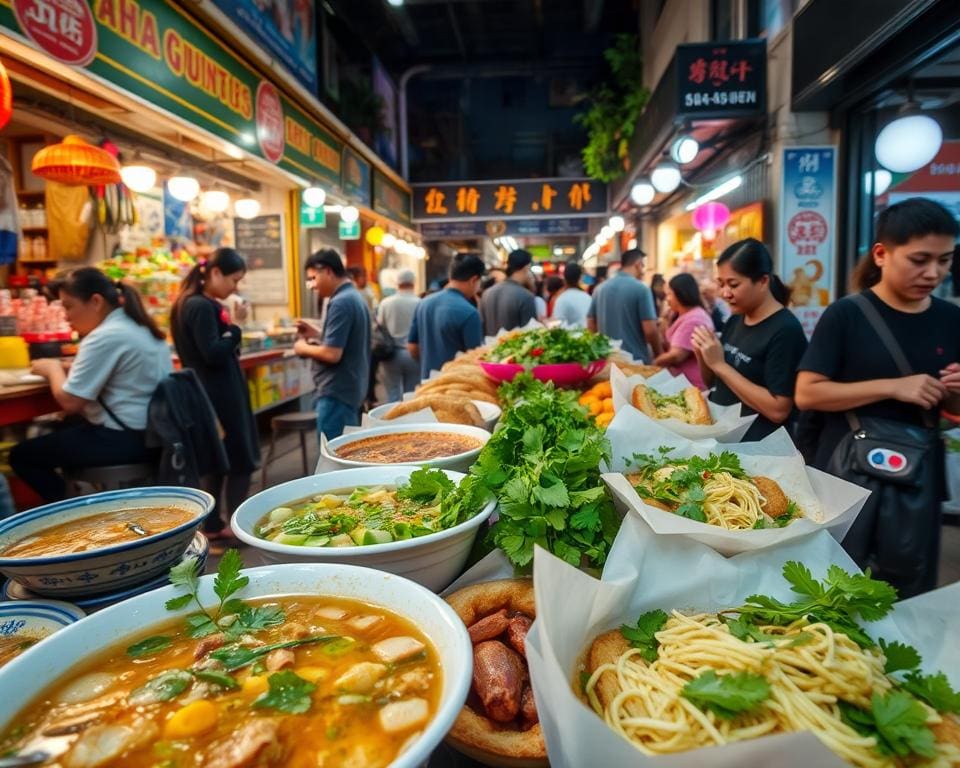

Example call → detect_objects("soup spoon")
0 751 49 767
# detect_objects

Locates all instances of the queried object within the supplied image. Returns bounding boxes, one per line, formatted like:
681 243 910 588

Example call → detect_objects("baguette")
631 384 713 425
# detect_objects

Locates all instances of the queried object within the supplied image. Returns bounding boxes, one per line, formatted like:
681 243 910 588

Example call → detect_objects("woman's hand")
30 358 63 380
894 373 947 409
691 326 724 370
940 363 960 393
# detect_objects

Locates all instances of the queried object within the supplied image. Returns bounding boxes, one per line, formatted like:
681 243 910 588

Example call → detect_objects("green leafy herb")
253 671 316 714
192 669 239 690
840 692 937 758
397 467 455 506
487 328 611 366
213 550 249 610
620 610 667 662
900 672 960 714
129 670 194 704
879 639 921 675
126 635 173 658
210 636 337 671
320 637 357 657
185 613 219 639
481 376 619 569
681 670 770 720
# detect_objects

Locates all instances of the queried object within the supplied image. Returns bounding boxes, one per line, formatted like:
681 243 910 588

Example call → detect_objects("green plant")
575 34 649 182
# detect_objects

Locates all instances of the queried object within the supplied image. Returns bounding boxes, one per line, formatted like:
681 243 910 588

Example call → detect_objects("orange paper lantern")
32 135 122 186
0 60 11 131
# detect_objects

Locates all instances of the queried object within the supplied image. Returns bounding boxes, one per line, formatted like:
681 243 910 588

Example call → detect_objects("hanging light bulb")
234 197 261 219
671 135 699 165
202 188 231 213
340 205 360 224
651 162 682 193
609 215 625 232
303 186 326 208
120 163 157 193
630 179 656 206
381 233 396 249
600 225 613 240
875 113 942 173
864 169 892 197
167 175 200 202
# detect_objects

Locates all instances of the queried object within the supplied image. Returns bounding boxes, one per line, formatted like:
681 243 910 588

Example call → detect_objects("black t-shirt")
799 289 960 465
709 308 808 441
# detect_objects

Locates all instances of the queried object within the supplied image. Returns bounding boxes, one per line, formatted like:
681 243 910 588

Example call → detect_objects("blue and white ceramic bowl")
0 599 85 669
3 531 209 611
0 487 214 599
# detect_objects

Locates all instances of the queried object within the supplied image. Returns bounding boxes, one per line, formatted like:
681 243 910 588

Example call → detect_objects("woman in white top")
11 268 172 502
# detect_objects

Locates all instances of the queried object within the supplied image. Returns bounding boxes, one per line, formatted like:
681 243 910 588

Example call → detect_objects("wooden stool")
261 411 316 487
64 462 157 498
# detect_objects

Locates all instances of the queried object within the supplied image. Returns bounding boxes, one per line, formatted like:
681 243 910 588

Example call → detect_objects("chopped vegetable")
487 328 611 366
126 635 173 658
840 692 937 758
210 636 338 672
129 670 194 704
253 670 316 714
163 700 219 739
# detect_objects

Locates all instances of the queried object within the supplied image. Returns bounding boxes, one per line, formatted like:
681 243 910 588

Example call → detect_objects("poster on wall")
372 58 398 169
780 146 837 336
234 214 288 304
211 0 318 92
163 186 193 241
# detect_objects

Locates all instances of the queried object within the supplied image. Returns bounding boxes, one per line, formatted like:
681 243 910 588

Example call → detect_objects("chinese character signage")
420 217 589 240
780 146 837 337
412 179 607 222
676 39 766 119
1 0 342 187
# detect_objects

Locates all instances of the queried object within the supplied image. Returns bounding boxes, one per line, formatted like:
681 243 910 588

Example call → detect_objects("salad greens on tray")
486 328 612 366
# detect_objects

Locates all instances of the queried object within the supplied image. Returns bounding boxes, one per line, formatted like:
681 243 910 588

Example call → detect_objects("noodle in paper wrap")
601 408 870 555
609 364 756 442
525 514 960 768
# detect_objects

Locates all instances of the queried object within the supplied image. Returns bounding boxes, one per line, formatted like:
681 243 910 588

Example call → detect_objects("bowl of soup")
0 562 473 768
322 423 490 474
0 487 214 598
232 467 497 592
0 599 85 670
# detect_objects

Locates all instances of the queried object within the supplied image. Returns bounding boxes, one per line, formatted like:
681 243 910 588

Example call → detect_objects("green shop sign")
373 170 412 225
0 0 342 187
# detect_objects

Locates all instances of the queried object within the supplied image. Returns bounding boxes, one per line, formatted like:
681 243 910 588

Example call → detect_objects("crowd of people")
3 196 958 593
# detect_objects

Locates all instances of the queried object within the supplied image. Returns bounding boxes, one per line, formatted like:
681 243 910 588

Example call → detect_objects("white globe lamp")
875 114 942 173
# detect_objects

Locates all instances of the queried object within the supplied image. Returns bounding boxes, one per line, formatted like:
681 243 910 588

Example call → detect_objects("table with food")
0 325 956 768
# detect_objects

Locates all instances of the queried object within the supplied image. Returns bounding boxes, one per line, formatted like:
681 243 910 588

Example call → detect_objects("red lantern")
0 60 12 131
31 135 122 186
692 202 731 241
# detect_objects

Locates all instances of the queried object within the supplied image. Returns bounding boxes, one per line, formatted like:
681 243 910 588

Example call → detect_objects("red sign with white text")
255 81 285 165
12 0 97 67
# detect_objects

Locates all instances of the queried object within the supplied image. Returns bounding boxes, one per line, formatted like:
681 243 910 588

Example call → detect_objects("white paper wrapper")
525 513 959 768
609 364 756 443
601 408 870 555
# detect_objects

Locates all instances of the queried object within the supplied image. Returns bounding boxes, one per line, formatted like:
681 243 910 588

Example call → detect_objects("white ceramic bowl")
0 599 85 670
323 423 490 474
0 563 473 768
0 487 214 598
232 467 497 592
368 399 502 431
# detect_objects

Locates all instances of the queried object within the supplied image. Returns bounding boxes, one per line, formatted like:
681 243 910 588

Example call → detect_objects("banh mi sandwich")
631 384 713 425
580 562 960 768
626 449 800 530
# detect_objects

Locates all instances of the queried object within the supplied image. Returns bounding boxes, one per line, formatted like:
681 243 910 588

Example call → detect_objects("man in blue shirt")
408 253 485 378
295 249 371 439
587 249 662 363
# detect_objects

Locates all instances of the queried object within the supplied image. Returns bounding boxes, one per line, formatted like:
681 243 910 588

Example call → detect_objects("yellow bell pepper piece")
241 675 269 696
295 666 329 684
164 699 218 739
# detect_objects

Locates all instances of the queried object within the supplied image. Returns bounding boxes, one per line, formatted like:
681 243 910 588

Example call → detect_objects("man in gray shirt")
376 269 421 402
587 249 662 363
480 249 538 335
295 249 370 439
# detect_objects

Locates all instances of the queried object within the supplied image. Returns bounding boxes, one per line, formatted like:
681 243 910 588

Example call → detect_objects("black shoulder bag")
825 293 942 597
371 320 397 362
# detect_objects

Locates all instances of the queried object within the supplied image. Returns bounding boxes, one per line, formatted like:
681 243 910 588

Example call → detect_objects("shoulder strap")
848 293 912 377
97 394 133 432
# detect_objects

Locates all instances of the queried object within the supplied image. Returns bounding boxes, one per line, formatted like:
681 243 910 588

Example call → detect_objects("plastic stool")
262 411 316 487
64 462 157 498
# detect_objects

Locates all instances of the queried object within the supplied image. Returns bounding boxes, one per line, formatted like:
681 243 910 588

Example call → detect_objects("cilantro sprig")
620 610 667 662
681 670 771 720
479 376 619 568
840 692 937 758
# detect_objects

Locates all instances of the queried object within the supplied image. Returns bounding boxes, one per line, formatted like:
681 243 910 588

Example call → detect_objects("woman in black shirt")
691 239 808 441
796 198 960 595
171 248 259 539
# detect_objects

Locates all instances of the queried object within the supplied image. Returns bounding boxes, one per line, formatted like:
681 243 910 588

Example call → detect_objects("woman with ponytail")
690 238 808 441
10 267 172 502
171 248 259 539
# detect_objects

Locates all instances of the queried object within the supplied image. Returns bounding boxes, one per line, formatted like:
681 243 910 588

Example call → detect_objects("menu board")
234 214 288 304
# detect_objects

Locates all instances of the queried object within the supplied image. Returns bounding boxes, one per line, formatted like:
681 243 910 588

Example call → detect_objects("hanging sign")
780 146 837 336
412 178 607 222
341 147 371 208
300 202 326 228
234 214 287 303
373 170 412 224
676 39 766 119
338 220 360 240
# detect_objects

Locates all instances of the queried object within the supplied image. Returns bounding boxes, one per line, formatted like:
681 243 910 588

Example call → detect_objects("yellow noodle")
585 612 960 768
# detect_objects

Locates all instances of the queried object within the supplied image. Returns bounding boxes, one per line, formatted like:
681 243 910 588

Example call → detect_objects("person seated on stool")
10 268 171 503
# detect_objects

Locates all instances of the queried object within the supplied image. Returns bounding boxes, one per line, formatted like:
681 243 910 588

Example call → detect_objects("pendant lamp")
234 197 261 219
32 135 122 186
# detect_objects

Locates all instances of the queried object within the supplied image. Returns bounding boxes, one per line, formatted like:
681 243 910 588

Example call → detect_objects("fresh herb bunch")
618 561 960 761
487 328 611 366
475 376 620 568
629 447 747 523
